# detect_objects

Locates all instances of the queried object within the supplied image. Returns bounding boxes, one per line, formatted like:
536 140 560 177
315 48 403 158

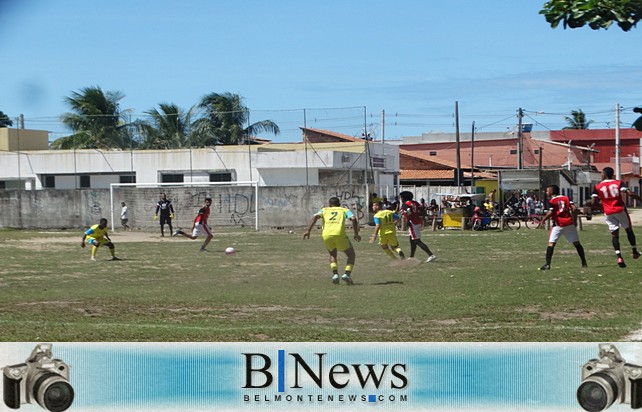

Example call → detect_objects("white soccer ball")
225 247 236 255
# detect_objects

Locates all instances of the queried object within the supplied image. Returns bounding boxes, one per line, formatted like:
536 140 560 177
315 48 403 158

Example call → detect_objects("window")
43 176 55 188
80 175 91 188
0 181 5 189
429 151 437 156
209 172 232 182
162 174 184 183
510 149 517 155
534 150 539 154
120 175 136 184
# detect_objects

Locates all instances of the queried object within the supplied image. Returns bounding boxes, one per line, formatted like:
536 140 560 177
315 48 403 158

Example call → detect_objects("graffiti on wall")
86 191 103 217
334 190 365 221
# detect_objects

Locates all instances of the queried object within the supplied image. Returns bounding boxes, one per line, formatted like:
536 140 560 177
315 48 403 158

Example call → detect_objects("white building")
0 137 399 190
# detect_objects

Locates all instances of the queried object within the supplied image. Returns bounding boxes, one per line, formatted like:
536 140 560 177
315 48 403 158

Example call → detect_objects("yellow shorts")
378 232 399 247
86 237 109 247
322 235 351 252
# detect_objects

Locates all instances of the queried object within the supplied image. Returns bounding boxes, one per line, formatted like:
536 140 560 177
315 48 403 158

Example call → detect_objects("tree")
52 86 130 149
138 103 193 149
540 0 642 31
0 111 13 128
563 109 593 129
192 92 280 146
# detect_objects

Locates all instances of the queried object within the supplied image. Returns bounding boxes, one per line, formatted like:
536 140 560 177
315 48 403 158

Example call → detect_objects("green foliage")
563 109 593 129
137 103 193 149
0 111 13 127
52 86 132 150
541 0 642 31
192 92 280 145
0 225 639 341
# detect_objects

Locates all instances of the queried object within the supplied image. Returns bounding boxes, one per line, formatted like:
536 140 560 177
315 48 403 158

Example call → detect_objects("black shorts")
160 215 171 225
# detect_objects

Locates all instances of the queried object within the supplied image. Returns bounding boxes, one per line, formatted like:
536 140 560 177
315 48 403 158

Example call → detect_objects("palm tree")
138 103 193 149
0 111 13 128
52 86 130 149
563 109 593 130
192 92 280 146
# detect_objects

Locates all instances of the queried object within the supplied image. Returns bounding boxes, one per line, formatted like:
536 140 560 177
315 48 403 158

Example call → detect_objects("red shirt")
592 179 628 215
548 195 574 227
401 200 423 225
194 206 210 225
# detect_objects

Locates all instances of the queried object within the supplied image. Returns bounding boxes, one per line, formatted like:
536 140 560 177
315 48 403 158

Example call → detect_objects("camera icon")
2 343 74 411
577 343 642 411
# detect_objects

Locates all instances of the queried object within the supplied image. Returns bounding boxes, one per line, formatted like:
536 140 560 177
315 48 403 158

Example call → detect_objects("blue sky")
2 0 642 143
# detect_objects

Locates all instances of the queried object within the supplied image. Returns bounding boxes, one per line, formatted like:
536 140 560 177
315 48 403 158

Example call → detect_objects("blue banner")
1 342 636 411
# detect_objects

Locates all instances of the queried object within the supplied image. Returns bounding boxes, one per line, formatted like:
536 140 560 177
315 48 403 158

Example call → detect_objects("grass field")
1 219 642 342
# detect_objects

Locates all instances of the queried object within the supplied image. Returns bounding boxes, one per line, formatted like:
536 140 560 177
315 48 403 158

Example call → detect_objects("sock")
396 248 405 259
574 243 587 265
344 264 353 275
91 246 98 258
612 236 621 254
384 248 396 259
330 262 338 275
417 240 433 256
545 245 554 266
410 239 417 257
110 248 115 257
626 229 637 249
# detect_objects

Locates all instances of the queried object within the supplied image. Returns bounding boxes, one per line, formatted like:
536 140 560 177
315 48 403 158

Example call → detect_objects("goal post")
109 181 260 232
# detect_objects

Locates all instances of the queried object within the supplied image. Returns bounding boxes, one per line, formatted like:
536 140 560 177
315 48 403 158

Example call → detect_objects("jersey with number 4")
593 179 630 215
548 195 574 227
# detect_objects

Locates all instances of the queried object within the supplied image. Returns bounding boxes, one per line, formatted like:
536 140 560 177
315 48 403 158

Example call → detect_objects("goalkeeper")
154 193 175 237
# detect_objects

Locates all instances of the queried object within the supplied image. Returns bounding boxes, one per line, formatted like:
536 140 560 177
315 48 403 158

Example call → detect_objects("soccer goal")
109 181 259 232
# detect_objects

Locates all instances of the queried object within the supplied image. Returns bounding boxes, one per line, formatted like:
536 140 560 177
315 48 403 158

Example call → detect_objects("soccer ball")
225 247 236 255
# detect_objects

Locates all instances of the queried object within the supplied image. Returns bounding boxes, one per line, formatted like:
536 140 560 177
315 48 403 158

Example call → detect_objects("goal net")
109 181 259 232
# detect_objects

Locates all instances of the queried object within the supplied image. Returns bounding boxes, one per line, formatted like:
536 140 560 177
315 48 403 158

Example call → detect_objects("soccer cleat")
539 264 550 271
426 255 437 263
111 256 121 261
341 274 354 285
199 247 208 252
618 257 627 268
172 230 183 237
90 256 97 262
331 274 340 285
582 263 588 268
633 251 641 260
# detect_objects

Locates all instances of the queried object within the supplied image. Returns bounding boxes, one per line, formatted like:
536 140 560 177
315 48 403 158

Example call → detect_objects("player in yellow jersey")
303 197 361 285
370 201 405 260
81 218 121 261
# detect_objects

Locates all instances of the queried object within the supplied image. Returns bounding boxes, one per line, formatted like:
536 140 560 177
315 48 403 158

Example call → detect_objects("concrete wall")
0 185 369 230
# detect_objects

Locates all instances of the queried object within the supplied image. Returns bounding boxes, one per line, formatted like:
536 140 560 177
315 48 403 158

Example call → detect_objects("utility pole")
615 103 621 180
455 101 461 186
517 108 524 169
381 109 385 143
470 121 475 193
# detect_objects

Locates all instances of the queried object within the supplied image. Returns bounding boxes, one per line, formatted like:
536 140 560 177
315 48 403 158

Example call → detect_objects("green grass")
0 224 641 342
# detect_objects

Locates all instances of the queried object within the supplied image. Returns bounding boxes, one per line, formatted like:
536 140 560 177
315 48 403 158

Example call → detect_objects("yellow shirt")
85 224 108 240
316 207 353 238
374 210 398 236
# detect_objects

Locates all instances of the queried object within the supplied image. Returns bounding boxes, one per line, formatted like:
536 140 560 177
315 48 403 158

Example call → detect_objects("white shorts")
605 211 631 232
192 223 212 238
407 222 422 240
548 225 579 244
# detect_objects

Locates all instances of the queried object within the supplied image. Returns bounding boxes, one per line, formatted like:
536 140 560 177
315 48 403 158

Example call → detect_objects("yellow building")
0 128 49 151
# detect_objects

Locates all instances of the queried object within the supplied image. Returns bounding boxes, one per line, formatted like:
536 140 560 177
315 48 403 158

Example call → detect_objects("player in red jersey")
591 167 642 268
399 191 436 262
173 198 214 252
537 185 587 270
